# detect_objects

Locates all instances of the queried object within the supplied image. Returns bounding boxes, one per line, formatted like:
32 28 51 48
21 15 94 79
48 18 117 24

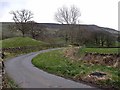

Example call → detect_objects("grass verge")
78 47 119 55
3 73 18 88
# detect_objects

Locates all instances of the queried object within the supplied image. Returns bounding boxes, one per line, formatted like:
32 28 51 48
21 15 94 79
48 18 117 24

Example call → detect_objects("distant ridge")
1 22 119 35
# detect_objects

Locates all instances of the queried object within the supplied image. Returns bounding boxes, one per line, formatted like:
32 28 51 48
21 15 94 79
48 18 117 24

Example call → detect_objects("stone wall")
0 61 2 89
0 58 5 89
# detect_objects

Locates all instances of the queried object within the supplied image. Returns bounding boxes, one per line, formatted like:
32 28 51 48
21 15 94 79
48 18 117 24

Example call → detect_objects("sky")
0 0 119 30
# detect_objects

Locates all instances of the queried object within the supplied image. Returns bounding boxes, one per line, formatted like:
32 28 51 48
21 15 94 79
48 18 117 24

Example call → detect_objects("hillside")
1 22 118 36
38 23 118 35
0 37 47 48
0 22 120 39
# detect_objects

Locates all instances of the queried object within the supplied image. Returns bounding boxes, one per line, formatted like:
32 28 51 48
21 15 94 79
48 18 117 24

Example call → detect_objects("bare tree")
27 21 46 40
27 21 37 39
55 5 81 24
55 5 81 44
10 9 33 37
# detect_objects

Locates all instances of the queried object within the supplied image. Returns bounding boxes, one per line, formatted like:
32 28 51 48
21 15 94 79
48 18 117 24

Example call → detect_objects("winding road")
5 48 98 88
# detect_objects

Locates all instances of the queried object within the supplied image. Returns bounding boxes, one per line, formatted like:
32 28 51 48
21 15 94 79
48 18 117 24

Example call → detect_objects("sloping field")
0 37 47 48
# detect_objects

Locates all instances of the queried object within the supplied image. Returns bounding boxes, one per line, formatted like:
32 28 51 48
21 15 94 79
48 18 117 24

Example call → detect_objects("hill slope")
1 22 119 40
0 37 47 48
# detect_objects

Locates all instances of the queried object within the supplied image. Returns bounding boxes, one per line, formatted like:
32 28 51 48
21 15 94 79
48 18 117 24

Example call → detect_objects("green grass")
0 37 47 48
0 40 1 48
4 74 19 88
32 49 120 89
115 41 120 47
118 42 120 47
79 47 119 54
53 37 66 44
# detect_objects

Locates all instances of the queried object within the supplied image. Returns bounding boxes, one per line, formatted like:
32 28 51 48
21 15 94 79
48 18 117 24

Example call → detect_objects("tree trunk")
22 31 25 37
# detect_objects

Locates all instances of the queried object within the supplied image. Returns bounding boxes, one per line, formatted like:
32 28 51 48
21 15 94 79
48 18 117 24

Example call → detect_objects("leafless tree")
10 9 33 37
55 5 81 24
92 30 116 47
55 5 81 44
27 21 46 40
27 21 37 39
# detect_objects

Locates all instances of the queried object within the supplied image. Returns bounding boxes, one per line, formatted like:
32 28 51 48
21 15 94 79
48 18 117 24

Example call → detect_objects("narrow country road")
5 48 98 88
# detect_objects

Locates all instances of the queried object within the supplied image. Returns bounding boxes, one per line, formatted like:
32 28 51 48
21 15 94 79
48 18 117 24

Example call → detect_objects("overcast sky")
0 0 119 30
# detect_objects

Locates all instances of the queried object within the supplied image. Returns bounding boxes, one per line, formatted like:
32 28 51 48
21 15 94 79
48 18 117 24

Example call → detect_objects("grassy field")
32 49 120 89
1 37 50 60
0 37 47 48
